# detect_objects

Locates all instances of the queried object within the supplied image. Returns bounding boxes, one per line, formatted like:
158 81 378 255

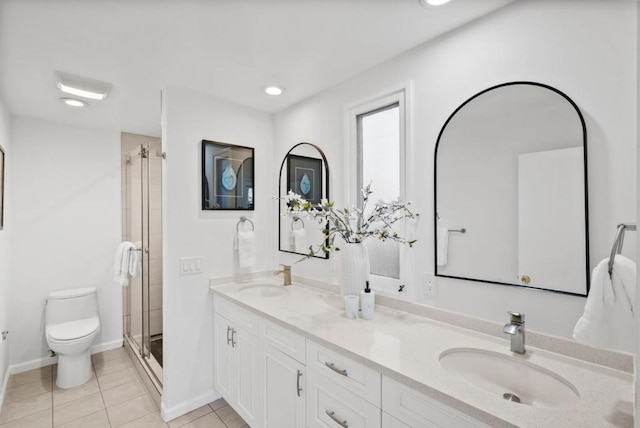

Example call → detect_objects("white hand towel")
436 227 448 266
128 249 142 278
293 228 307 254
238 231 256 268
573 255 636 352
114 241 136 286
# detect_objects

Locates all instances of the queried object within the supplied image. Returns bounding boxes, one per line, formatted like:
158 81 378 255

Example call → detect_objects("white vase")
339 242 370 297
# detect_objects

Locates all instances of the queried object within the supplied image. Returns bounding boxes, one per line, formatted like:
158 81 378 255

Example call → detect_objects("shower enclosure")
122 133 163 388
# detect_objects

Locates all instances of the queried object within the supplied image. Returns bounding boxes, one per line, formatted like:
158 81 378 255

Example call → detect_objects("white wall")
9 117 122 370
162 86 274 419
0 98 11 404
274 1 637 339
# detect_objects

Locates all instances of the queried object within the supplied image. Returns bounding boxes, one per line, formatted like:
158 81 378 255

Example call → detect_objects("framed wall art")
202 140 254 210
287 154 323 205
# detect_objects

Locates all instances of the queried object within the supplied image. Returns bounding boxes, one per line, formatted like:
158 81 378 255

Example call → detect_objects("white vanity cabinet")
213 300 260 427
213 294 487 428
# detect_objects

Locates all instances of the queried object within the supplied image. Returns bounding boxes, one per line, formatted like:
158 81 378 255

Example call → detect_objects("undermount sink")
239 283 287 297
439 348 580 409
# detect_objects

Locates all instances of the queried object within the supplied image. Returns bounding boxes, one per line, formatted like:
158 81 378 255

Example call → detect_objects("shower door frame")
126 143 161 386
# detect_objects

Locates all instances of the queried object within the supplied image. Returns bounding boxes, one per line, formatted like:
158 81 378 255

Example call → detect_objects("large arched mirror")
434 82 589 295
278 142 329 259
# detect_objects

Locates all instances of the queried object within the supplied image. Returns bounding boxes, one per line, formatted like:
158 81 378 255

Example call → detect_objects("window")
348 87 408 295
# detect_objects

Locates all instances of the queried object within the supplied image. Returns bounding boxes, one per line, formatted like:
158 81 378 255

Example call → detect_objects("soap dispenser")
360 281 375 320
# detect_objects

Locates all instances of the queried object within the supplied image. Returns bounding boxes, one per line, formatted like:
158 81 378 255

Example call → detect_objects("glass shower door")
128 144 151 359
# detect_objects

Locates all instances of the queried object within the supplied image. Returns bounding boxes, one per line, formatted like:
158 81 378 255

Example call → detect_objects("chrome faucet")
275 264 292 286
503 311 525 354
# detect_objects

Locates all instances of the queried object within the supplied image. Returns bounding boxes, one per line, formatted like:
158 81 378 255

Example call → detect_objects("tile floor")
0 347 248 428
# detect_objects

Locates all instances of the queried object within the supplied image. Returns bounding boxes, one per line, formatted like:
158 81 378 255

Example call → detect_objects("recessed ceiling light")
264 85 285 96
55 71 112 101
419 0 452 7
60 98 88 108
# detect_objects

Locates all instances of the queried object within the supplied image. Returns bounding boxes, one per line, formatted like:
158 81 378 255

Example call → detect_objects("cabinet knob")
521 275 531 285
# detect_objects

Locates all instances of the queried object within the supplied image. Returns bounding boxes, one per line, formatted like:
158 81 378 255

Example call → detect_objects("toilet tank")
46 287 98 326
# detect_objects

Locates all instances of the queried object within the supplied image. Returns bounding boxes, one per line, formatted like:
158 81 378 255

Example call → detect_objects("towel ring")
237 216 254 233
291 217 305 231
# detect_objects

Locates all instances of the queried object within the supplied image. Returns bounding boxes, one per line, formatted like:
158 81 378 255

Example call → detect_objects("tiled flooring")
0 347 248 428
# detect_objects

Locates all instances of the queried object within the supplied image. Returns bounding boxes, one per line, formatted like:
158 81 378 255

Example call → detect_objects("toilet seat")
47 317 99 342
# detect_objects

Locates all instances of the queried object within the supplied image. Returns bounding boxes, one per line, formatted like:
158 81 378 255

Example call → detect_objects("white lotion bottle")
360 281 375 320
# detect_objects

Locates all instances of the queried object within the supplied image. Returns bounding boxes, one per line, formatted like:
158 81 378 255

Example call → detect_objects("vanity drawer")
260 318 306 364
382 376 489 428
307 340 381 406
214 297 258 335
306 367 381 428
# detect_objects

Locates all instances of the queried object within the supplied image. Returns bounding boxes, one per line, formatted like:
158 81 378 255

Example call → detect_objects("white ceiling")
0 0 513 137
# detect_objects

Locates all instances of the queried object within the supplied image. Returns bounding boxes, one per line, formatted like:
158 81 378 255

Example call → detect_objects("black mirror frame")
433 81 590 297
278 142 330 259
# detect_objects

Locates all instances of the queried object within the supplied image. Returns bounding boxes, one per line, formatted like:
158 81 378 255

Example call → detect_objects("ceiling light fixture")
55 71 112 101
264 85 285 96
60 97 88 108
419 0 452 7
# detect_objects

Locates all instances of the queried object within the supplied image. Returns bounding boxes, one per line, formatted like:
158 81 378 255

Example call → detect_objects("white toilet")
45 287 100 389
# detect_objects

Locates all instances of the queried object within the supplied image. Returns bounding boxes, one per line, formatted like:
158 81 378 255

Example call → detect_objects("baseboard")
9 356 57 374
161 389 220 422
90 338 123 355
9 338 124 375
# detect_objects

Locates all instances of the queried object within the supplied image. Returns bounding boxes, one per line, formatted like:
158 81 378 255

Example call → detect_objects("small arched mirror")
434 82 589 296
278 142 329 259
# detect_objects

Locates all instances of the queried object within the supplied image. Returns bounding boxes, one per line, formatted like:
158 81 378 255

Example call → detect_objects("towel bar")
448 228 466 234
237 216 255 232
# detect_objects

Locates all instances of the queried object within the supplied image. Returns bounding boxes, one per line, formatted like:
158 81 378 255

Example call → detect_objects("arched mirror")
434 82 589 296
278 142 330 258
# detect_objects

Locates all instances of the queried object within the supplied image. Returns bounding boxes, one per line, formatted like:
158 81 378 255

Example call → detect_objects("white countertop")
210 277 633 428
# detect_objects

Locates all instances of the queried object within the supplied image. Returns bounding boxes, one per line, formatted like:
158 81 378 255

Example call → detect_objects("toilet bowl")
45 287 100 389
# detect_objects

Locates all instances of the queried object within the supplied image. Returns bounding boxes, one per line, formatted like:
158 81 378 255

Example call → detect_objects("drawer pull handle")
326 410 348 428
231 328 237 348
226 326 232 346
296 369 303 397
325 362 348 377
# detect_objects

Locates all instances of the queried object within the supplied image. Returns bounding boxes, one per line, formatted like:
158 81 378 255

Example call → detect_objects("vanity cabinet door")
213 310 260 427
261 344 305 428
213 313 234 400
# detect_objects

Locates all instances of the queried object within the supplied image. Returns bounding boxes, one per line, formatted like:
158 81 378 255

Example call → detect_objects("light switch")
180 257 203 276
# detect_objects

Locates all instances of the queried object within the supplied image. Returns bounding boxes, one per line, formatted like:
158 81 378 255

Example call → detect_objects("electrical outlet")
424 272 438 297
